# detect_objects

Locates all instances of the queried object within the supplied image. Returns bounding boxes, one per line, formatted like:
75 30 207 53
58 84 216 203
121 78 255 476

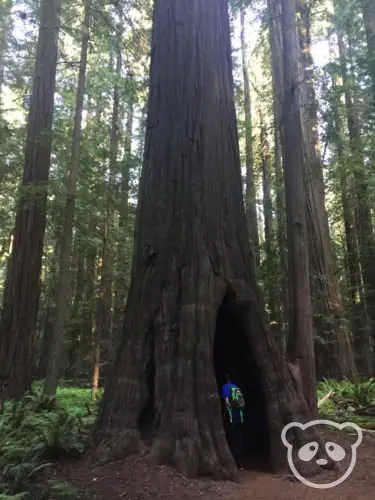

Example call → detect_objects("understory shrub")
0 384 101 499
318 378 375 425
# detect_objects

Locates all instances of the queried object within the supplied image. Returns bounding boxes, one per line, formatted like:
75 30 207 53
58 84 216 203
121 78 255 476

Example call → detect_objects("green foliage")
318 378 375 424
0 494 28 500
0 386 100 499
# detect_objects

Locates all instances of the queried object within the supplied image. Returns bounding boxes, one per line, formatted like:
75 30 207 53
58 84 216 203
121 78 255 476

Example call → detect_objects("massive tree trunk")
96 0 322 480
44 0 91 396
361 0 375 103
240 9 259 269
0 0 60 399
280 0 316 415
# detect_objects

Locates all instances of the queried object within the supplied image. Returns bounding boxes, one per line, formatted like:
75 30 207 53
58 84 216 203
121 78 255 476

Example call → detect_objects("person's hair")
225 373 231 382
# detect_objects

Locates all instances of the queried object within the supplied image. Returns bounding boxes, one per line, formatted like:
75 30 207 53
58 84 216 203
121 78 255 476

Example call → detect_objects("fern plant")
0 391 86 499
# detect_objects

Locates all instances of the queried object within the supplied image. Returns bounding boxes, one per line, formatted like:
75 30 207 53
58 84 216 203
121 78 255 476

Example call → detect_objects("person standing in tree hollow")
221 373 246 470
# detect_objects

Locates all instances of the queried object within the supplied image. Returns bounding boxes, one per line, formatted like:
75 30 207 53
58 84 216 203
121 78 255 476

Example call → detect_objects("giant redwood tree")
96 0 324 479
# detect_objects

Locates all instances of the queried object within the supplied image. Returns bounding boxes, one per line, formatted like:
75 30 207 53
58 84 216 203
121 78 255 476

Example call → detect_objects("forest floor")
57 431 375 500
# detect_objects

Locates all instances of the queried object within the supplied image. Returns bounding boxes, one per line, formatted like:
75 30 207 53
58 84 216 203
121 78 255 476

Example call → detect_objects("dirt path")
57 433 375 499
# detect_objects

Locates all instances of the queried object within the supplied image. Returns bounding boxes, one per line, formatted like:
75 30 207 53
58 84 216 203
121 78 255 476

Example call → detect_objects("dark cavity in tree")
213 294 271 470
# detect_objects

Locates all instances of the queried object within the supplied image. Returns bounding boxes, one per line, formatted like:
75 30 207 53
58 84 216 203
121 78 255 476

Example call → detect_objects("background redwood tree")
0 0 60 399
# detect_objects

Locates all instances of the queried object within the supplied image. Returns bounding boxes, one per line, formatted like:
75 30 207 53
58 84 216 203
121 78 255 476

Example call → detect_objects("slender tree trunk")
297 0 356 379
259 108 277 326
44 0 91 395
240 9 259 269
361 0 375 104
37 305 55 379
96 0 322 479
0 0 12 113
91 238 100 399
267 0 288 347
281 0 316 415
112 100 133 351
331 73 372 375
270 0 354 378
69 249 85 381
84 218 97 337
96 40 122 376
273 122 287 347
85 216 97 382
0 0 61 399
95 219 111 384
36 238 60 380
335 14 375 344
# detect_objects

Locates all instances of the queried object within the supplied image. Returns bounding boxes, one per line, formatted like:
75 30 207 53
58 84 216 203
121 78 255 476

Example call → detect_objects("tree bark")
240 9 259 269
44 0 91 396
329 57 372 375
273 122 287 347
83 217 97 345
259 108 277 327
96 0 323 479
267 0 288 347
0 0 61 399
280 0 316 415
296 0 355 380
335 11 375 344
269 0 355 379
36 238 60 380
68 248 85 381
96 38 123 376
361 0 375 104
113 99 134 350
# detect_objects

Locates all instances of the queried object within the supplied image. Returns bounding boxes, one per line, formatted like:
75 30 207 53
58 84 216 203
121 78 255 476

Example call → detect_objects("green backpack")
230 386 245 410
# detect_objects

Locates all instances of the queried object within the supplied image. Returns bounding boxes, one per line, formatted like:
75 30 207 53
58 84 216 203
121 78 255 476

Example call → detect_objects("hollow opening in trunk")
213 294 271 471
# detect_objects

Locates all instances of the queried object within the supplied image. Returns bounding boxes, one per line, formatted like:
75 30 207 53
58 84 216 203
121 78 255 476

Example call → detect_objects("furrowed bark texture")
281 0 317 415
113 101 133 352
328 40 372 376
268 0 288 345
269 0 354 379
240 8 260 270
0 0 60 399
259 109 277 326
96 0 323 479
335 10 375 342
296 4 355 379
